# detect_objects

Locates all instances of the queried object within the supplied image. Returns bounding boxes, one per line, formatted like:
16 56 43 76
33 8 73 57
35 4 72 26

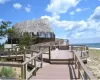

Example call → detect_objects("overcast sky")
0 0 100 44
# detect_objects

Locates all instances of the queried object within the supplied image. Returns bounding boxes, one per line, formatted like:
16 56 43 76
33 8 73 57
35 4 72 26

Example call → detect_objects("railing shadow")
68 62 78 80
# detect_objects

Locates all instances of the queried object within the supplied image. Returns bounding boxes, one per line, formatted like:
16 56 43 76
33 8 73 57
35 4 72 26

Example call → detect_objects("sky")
0 0 100 44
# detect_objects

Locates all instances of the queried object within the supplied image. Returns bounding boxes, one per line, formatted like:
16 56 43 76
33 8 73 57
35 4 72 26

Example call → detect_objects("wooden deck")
43 49 73 59
31 64 71 80
0 44 95 80
30 49 78 80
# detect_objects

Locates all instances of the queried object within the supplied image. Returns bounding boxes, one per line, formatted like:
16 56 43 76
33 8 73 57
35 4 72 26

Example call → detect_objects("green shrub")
0 67 16 78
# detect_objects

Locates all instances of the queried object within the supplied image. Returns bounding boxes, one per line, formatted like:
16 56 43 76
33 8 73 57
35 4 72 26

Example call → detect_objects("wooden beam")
49 46 51 63
33 58 36 76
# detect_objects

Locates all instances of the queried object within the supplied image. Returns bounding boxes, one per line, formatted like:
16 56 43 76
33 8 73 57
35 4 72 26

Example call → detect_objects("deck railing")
0 44 52 80
0 42 96 80
21 51 43 79
71 45 96 80
70 45 89 58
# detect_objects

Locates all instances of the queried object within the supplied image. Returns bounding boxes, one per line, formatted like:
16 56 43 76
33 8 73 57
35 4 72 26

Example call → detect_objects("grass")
86 49 100 79
0 67 16 78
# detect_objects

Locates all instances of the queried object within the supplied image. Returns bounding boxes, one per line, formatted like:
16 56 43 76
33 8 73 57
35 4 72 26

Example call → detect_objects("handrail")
70 45 89 58
73 50 96 79
0 62 22 67
22 52 42 65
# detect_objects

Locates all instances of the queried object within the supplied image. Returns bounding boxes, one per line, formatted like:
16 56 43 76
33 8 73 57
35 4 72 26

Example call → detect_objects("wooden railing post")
86 46 89 56
31 51 33 64
78 61 80 79
72 51 74 64
15 48 17 58
81 47 82 57
49 46 51 63
21 65 24 79
75 55 77 69
41 53 43 68
21 64 27 80
8 48 10 57
33 58 36 76
71 46 73 51
39 46 41 52
24 51 26 61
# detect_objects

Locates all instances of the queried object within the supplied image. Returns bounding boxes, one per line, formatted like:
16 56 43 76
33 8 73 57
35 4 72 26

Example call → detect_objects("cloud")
69 11 75 15
25 4 31 12
76 8 82 12
0 18 3 22
41 1 100 39
25 7 31 12
46 0 80 14
69 7 89 16
89 6 100 21
41 12 100 39
0 0 10 4
13 3 22 9
52 19 100 39
41 13 60 22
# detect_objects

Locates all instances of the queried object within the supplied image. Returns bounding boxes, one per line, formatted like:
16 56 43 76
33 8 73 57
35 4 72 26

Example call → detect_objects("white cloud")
25 4 31 12
41 2 100 39
46 0 80 14
0 0 10 4
41 13 100 39
76 8 82 12
89 6 100 21
52 19 100 39
13 3 22 9
69 11 75 15
0 18 3 22
41 13 60 22
25 7 31 12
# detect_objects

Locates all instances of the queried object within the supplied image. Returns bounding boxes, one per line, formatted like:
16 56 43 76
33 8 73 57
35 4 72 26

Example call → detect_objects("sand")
86 48 100 79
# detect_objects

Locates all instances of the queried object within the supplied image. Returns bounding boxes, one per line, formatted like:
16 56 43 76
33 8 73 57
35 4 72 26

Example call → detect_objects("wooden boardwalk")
43 49 73 59
0 44 95 80
30 49 78 80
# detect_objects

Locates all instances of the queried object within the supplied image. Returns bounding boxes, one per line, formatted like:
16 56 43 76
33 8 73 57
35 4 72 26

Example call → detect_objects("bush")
0 67 16 78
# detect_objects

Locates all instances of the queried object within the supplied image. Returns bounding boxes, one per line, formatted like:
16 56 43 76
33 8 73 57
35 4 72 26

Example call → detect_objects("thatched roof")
14 19 54 34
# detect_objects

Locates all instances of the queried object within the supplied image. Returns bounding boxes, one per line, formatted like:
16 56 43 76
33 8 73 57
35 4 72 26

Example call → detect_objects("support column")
49 46 51 63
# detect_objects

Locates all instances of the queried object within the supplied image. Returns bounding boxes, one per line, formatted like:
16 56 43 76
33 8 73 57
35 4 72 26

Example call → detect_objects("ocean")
71 43 100 48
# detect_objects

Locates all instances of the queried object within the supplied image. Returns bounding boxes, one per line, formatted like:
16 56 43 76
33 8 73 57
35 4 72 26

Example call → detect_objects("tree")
7 27 18 48
19 32 33 49
18 32 38 50
0 21 11 39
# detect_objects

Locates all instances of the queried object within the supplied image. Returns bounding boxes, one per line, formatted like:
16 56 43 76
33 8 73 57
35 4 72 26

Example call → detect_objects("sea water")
71 43 100 48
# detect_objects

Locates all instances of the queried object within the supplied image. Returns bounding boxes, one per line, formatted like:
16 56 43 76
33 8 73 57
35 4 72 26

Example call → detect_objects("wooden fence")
71 45 96 80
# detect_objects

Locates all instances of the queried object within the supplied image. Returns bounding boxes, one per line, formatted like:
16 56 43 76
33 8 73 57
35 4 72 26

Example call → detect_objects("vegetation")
0 67 16 78
0 21 11 39
86 49 100 79
19 33 33 47
0 44 4 50
18 32 38 50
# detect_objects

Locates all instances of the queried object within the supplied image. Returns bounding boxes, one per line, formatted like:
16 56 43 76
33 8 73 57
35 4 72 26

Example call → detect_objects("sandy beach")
86 48 100 79
89 47 100 50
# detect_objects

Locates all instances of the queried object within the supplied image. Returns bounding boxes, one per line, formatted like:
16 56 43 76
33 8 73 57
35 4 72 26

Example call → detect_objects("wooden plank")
0 62 22 67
